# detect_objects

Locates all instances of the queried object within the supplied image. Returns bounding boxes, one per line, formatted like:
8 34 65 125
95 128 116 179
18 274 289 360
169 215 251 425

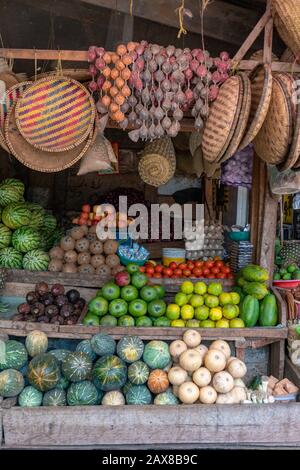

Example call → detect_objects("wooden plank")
258 186 279 279
263 3 273 65
3 403 300 447
285 357 300 388
2 282 97 300
270 340 285 379
5 270 109 288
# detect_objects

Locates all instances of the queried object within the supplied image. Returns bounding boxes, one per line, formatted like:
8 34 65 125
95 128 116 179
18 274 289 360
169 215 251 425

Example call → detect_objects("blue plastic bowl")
117 253 147 267
229 231 250 241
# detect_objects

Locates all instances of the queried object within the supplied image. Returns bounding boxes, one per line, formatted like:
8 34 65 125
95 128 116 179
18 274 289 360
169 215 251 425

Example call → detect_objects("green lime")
153 316 171 327
282 273 292 280
118 315 135 326
100 314 118 326
135 316 153 327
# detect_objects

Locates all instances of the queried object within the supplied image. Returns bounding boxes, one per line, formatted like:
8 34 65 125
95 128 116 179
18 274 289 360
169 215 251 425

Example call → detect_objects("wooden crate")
1 403 300 449
285 357 300 388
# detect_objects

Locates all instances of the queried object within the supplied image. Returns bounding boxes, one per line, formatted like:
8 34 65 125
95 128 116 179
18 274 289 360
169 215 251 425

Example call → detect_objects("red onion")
151 44 161 55
136 45 145 56
166 45 176 57
130 50 138 61
89 64 97 76
196 65 207 78
218 61 228 73
196 50 205 63
97 75 105 88
209 85 219 101
88 80 98 92
169 56 176 64
212 70 221 83
220 51 230 61
185 88 194 101
95 57 105 70
134 77 143 91
220 72 229 83
88 46 97 62
184 68 193 80
182 103 190 112
136 57 145 71
190 59 199 72
96 47 105 57
192 48 200 58
162 61 172 75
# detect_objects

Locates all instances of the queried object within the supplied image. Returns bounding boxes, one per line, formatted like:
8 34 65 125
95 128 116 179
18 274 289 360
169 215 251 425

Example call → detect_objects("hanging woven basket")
272 0 300 56
138 137 176 187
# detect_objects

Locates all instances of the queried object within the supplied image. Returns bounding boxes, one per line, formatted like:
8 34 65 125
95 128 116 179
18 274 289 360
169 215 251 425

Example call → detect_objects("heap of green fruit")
273 263 300 281
0 178 61 271
235 264 278 327
83 263 168 327
167 280 244 328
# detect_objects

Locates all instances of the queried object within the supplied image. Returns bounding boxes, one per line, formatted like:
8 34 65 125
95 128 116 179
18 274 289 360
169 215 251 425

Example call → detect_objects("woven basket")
281 48 297 63
0 72 19 90
202 75 241 163
272 0 300 56
15 76 96 153
189 130 203 156
138 137 176 187
30 69 92 83
254 76 292 164
5 105 94 173
250 50 279 62
239 65 273 150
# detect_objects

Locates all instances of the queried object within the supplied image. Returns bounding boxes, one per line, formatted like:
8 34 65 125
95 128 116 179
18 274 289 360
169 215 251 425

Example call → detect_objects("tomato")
192 268 203 278
153 272 162 279
194 261 204 268
163 268 173 277
202 268 210 276
169 262 177 270
174 268 182 277
182 269 191 277
187 261 194 270
217 272 226 279
227 273 235 279
155 265 164 273
171 274 178 278
82 204 91 213
139 266 146 273
206 261 214 269
78 218 87 226
146 267 155 276
215 261 224 269
178 263 187 270
222 266 231 274
211 267 219 275
207 274 215 279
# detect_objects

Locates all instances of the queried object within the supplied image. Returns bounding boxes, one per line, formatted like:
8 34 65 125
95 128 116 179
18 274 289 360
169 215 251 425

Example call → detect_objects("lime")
230 318 245 328
185 319 200 328
207 282 222 296
166 304 181 321
180 281 194 294
135 316 153 327
174 292 188 307
195 305 209 321
200 320 215 328
171 319 186 327
118 315 135 326
216 318 230 328
153 317 171 327
100 314 118 326
181 304 194 320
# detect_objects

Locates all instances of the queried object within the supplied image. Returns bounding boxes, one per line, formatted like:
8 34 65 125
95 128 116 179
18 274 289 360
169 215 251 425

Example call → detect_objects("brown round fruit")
70 226 85 240
78 264 95 274
75 238 90 253
86 233 97 242
49 246 64 260
62 263 78 273
81 225 89 235
105 254 120 268
90 254 105 268
64 250 78 264
111 265 125 276
60 236 75 251
48 259 63 272
103 239 118 255
147 369 169 394
95 264 111 276
77 252 91 265
89 240 103 254
35 282 49 296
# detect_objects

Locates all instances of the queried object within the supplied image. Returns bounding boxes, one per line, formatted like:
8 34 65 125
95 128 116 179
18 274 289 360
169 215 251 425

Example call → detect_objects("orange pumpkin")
147 369 169 394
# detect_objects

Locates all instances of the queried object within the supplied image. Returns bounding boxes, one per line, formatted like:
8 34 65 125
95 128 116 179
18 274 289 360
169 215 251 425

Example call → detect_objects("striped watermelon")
12 227 41 253
38 230 57 251
25 202 44 211
62 352 92 382
1 178 25 195
0 369 24 397
67 380 100 406
0 339 28 370
43 213 57 233
2 203 31 229
0 247 23 269
22 249 49 271
0 223 12 249
0 179 25 207
28 209 45 229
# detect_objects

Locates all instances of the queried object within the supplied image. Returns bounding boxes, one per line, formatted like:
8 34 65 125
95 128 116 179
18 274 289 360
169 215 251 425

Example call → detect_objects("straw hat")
5 105 94 173
15 76 96 153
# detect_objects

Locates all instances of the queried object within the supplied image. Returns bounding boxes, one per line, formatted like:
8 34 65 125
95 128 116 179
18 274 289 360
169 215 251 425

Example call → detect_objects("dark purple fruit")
37 315 49 323
55 295 68 308
26 315 35 322
35 282 49 296
74 298 86 310
60 304 74 318
70 315 78 324
26 291 39 304
45 304 59 318
57 316 64 325
51 283 65 297
17 303 31 315
40 293 54 306
13 313 25 321
30 302 45 317
73 308 81 318
50 317 61 325
66 289 80 304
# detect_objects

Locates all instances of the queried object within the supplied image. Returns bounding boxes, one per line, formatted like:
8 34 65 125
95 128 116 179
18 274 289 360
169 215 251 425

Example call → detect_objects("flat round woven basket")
5 105 94 173
138 137 176 187
30 69 92 83
254 76 293 165
276 73 297 119
272 0 300 56
15 76 96 153
250 50 279 62
281 48 297 63
202 75 241 163
0 72 19 90
280 100 300 171
239 64 273 151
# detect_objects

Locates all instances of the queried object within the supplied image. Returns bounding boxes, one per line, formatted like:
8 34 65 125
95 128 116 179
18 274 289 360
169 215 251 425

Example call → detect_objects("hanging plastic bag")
221 145 253 188
268 165 300 195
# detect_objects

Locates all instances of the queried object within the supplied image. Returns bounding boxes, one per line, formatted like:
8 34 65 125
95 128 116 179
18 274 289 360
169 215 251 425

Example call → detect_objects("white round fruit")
168 366 188 386
178 381 200 404
212 371 234 394
234 378 246 388
102 390 125 406
192 367 211 387
231 386 247 403
226 356 236 367
227 359 247 378
199 386 217 404
183 329 201 348
194 344 208 359
216 392 235 404
179 349 203 372
210 339 231 359
169 340 187 360
204 349 226 372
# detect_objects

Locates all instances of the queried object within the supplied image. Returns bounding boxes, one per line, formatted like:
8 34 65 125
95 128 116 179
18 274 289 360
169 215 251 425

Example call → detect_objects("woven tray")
239 64 273 150
5 105 94 173
254 76 292 165
281 48 296 63
276 73 297 119
202 75 241 163
281 99 300 170
15 76 96 153
30 69 92 83
272 0 300 56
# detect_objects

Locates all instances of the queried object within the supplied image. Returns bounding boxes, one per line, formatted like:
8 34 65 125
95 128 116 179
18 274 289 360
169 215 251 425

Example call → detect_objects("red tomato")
227 273 235 279
211 267 219 275
171 274 178 278
217 272 226 279
194 261 204 268
215 261 224 269
222 266 231 274
140 266 146 273
202 268 210 277
206 261 214 269
163 268 173 277
82 204 91 213
153 272 162 279
183 269 191 277
178 263 187 270
192 268 203 278
146 267 155 276
145 262 153 268
187 261 194 270
174 268 182 277
155 265 164 273
169 262 177 270
207 274 215 279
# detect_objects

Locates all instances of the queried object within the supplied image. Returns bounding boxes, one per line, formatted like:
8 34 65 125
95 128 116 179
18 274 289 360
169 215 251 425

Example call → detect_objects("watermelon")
0 178 25 195
0 340 28 370
0 369 24 397
62 352 92 382
28 209 45 229
0 179 25 207
25 331 48 357
42 213 57 233
25 202 44 212
125 384 152 405
22 249 49 271
56 376 69 390
117 336 144 364
27 353 60 392
48 349 70 363
2 203 31 229
18 385 43 407
0 224 12 249
242 282 269 300
128 361 149 385
76 340 97 362
67 380 99 406
154 390 179 405
143 341 171 369
38 231 57 251
91 334 116 356
12 227 41 253
0 247 23 269
43 388 66 406
48 227 63 248
92 355 127 391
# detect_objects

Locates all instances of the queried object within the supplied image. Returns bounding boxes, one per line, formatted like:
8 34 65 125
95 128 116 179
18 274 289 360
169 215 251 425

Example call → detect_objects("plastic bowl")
273 279 300 289
229 231 250 241
117 253 147 267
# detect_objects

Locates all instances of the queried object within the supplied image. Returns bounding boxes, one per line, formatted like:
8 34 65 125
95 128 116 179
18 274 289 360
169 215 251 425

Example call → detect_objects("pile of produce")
168 333 247 404
48 225 123 276
273 263 300 281
167 281 244 328
0 178 60 271
72 203 134 229
83 263 167 327
221 145 253 189
185 222 224 261
13 282 86 325
141 259 233 280
236 265 278 327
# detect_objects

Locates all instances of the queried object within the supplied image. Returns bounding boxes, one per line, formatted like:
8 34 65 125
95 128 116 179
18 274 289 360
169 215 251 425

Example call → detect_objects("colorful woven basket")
15 77 95 152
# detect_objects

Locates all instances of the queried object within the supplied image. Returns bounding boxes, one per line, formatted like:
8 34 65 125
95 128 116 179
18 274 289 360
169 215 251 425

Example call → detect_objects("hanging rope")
34 50 38 82
129 0 133 16
176 0 188 39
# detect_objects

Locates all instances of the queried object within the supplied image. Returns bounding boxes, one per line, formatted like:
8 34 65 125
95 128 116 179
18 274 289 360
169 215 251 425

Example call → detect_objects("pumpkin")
43 388 67 406
76 340 97 362
125 384 152 405
154 390 179 405
67 380 99 406
48 349 70 363
102 390 125 406
147 369 169 394
92 355 127 391
27 353 60 392
178 381 199 404
143 341 171 369
0 340 28 370
18 385 43 407
0 369 24 397
204 349 226 373
91 333 116 356
128 361 149 385
179 349 202 373
56 376 69 390
62 352 92 382
210 339 231 359
25 330 48 357
117 336 144 364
